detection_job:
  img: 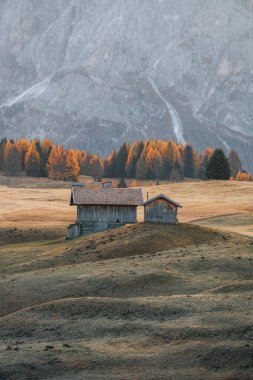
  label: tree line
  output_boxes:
[104,140,251,181]
[0,137,251,182]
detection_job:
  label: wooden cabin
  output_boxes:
[67,187,143,239]
[143,194,182,224]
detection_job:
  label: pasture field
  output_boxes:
[0,176,252,379]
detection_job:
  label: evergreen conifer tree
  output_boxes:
[117,177,127,188]
[136,155,147,180]
[104,150,116,178]
[0,138,7,170]
[173,160,184,180]
[80,152,91,176]
[183,144,195,178]
[17,138,28,169]
[3,141,22,175]
[115,143,128,177]
[206,149,231,180]
[90,155,103,181]
[125,141,142,178]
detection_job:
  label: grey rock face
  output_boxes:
[0,0,253,170]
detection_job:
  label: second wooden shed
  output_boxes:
[143,194,182,224]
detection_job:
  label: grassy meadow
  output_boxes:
[0,175,252,379]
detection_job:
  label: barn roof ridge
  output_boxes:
[142,193,182,208]
[71,187,143,206]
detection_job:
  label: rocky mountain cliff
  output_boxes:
[0,0,253,170]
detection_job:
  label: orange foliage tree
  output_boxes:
[17,138,29,169]
[236,171,252,181]
[47,145,67,180]
[66,149,80,182]
[146,146,163,180]
[24,141,41,177]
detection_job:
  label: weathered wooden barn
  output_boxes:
[143,194,182,224]
[67,187,143,239]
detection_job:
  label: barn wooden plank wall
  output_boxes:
[77,205,137,224]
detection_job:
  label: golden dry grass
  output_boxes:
[141,180,253,224]
[0,177,252,238]
[0,175,253,379]
[0,229,252,380]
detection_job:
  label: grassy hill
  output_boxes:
[0,178,253,379]
[0,221,253,380]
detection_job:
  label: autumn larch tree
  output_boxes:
[125,144,137,178]
[236,171,252,181]
[66,149,80,181]
[75,150,85,172]
[41,138,53,155]
[47,145,67,180]
[34,139,45,176]
[206,149,231,180]
[145,147,163,180]
[163,140,179,179]
[177,144,185,160]
[17,138,29,169]
[24,141,41,177]
[3,141,22,175]
[40,139,53,176]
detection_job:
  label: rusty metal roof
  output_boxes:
[142,194,182,208]
[71,187,143,206]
